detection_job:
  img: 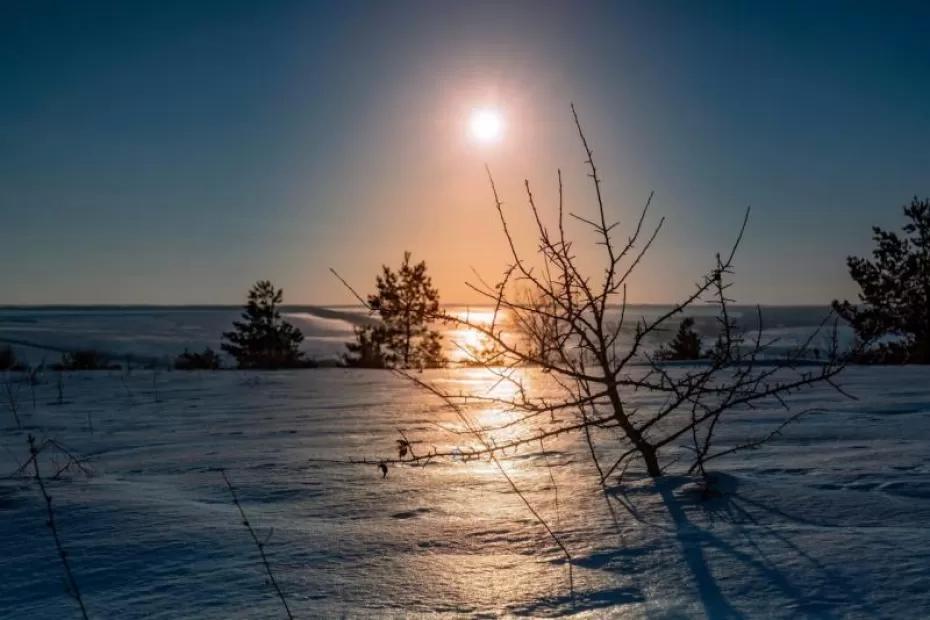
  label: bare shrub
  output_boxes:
[3,374,23,428]
[334,107,849,479]
[25,434,90,619]
[324,107,852,596]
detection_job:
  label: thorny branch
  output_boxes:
[220,469,294,620]
[323,105,856,599]
[27,434,89,620]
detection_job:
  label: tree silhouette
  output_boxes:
[347,253,444,368]
[655,317,703,361]
[833,196,930,363]
[222,281,305,369]
[329,107,847,481]
[0,346,17,371]
[323,109,849,596]
[344,325,391,368]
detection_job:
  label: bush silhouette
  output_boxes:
[54,350,113,371]
[175,347,222,370]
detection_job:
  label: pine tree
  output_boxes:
[346,253,445,368]
[656,317,703,361]
[222,280,305,369]
[833,197,930,363]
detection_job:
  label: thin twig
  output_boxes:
[220,469,294,619]
[27,435,89,619]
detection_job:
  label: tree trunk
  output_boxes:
[638,443,662,477]
[403,319,411,367]
[605,381,662,477]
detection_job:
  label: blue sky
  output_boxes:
[1,1,928,304]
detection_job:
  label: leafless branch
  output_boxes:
[220,469,294,619]
[27,434,89,619]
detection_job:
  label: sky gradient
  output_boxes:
[2,0,928,305]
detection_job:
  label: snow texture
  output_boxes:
[1,308,927,618]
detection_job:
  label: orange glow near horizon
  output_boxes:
[281,77,678,308]
[449,309,501,364]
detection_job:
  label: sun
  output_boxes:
[469,108,504,143]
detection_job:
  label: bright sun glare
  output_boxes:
[469,108,504,143]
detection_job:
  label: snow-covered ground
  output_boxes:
[2,362,929,618]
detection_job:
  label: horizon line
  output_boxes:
[0,302,836,310]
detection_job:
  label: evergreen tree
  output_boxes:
[222,280,305,369]
[346,253,445,368]
[344,325,391,368]
[833,197,930,363]
[656,317,703,361]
